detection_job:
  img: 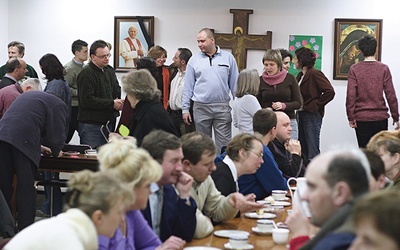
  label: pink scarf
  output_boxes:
[262,70,287,86]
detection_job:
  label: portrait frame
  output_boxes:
[333,18,382,80]
[114,16,154,72]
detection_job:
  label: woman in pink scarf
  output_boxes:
[258,49,302,139]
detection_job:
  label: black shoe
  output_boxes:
[35,209,50,218]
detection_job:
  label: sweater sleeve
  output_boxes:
[315,70,335,109]
[284,74,302,111]
[346,67,357,121]
[290,236,310,250]
[383,67,399,122]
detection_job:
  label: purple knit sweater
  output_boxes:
[346,61,399,122]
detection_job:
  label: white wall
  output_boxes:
[0,0,8,51]
[4,0,400,151]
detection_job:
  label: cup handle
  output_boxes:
[287,177,297,199]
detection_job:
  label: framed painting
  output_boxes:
[114,16,154,72]
[333,18,382,80]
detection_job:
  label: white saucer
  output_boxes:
[272,201,291,206]
[213,230,250,238]
[252,227,272,235]
[244,212,276,219]
[274,197,290,201]
[184,247,222,250]
[85,153,97,157]
[224,242,254,250]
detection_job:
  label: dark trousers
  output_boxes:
[0,141,37,231]
[168,108,195,137]
[355,119,388,148]
[66,106,79,143]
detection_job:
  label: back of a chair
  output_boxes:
[62,144,91,154]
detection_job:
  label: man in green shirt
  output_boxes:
[64,39,88,143]
[0,41,38,80]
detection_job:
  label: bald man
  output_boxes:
[268,111,306,178]
[286,149,371,250]
[119,25,145,68]
[0,58,28,89]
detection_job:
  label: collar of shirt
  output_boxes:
[222,155,238,182]
[4,74,17,82]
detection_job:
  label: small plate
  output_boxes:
[244,212,276,219]
[85,153,97,157]
[213,230,250,238]
[224,242,254,250]
[272,201,291,206]
[252,227,272,235]
[63,151,80,156]
[274,197,290,201]
[184,247,221,250]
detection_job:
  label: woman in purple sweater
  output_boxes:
[346,35,399,148]
[97,138,186,250]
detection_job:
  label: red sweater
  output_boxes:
[346,61,399,122]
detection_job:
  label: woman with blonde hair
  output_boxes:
[367,130,400,189]
[5,170,132,250]
[232,69,262,134]
[97,138,186,250]
[258,49,302,139]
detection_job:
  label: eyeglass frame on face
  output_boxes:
[94,53,112,60]
[249,150,264,159]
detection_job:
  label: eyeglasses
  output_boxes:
[95,53,111,59]
[250,151,264,159]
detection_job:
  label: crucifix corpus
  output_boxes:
[214,9,272,71]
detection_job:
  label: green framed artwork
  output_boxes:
[288,35,323,76]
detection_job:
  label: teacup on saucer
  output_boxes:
[251,226,272,235]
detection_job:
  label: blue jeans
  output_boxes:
[290,118,298,140]
[78,121,115,149]
[298,111,322,163]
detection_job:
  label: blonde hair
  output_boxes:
[98,138,162,188]
[235,69,260,97]
[367,130,400,155]
[226,133,263,161]
[262,49,283,71]
[122,69,161,101]
[66,170,133,216]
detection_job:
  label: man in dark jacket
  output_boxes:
[0,91,68,231]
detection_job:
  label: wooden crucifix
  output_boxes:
[214,9,272,71]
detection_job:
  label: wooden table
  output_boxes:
[185,206,290,250]
[39,154,99,172]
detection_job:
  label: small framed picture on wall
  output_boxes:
[114,16,154,72]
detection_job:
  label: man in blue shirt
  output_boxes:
[238,109,287,200]
[182,28,239,153]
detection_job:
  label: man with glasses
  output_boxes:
[77,40,124,149]
[238,109,287,200]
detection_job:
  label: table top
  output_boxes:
[39,153,98,172]
[185,205,290,250]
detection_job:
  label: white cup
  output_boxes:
[229,235,248,248]
[287,177,306,199]
[257,219,274,231]
[287,177,311,217]
[85,149,97,155]
[271,190,287,200]
[272,228,289,244]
